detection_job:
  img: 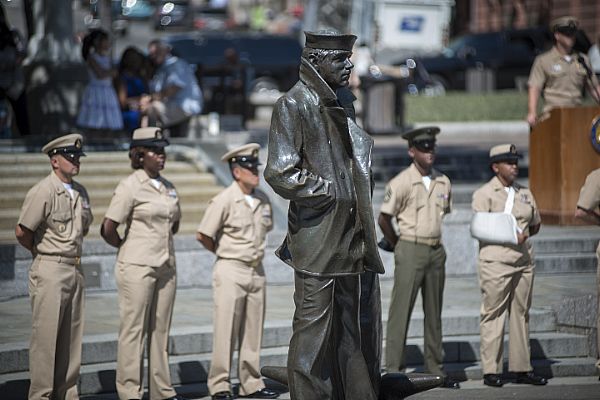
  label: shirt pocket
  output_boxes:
[435,191,450,212]
[229,215,253,233]
[51,211,72,236]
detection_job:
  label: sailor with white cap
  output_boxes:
[472,144,546,387]
[16,133,93,400]
[197,143,277,400]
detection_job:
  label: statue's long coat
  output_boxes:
[265,57,384,276]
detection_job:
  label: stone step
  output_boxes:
[442,357,598,381]
[0,186,224,210]
[0,309,557,375]
[0,161,198,178]
[0,344,593,398]
[0,152,132,165]
[0,346,290,398]
[1,173,218,192]
[403,332,590,365]
[535,253,598,274]
[532,237,600,255]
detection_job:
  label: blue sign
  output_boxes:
[400,16,425,32]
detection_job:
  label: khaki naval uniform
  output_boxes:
[528,46,599,114]
[472,176,541,374]
[105,168,181,400]
[197,182,273,396]
[381,163,451,374]
[575,168,600,374]
[18,169,92,399]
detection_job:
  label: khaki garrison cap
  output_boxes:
[551,16,579,34]
[42,133,86,157]
[221,143,261,168]
[130,127,170,148]
[304,30,357,51]
[401,126,440,151]
[489,144,520,163]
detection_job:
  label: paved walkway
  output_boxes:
[0,271,596,345]
[0,268,591,399]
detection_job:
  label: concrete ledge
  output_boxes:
[0,308,557,375]
[443,357,598,381]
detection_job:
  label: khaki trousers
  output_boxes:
[28,256,85,400]
[115,261,177,400]
[478,260,534,374]
[208,259,266,396]
[385,241,446,375]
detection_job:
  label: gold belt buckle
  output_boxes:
[75,256,81,266]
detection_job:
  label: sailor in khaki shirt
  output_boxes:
[472,144,547,387]
[527,16,600,126]
[197,143,278,400]
[101,128,184,400]
[378,127,457,388]
[574,168,600,378]
[15,133,92,400]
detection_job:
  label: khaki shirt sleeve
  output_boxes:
[577,171,600,211]
[105,180,134,224]
[527,190,541,226]
[76,184,94,235]
[18,184,49,231]
[197,197,227,239]
[528,56,545,89]
[471,188,490,213]
[380,179,407,216]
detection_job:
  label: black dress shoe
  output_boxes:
[441,376,461,389]
[212,391,234,400]
[513,371,548,385]
[483,373,504,387]
[239,387,279,398]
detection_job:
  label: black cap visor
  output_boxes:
[130,138,170,148]
[412,139,436,152]
[48,146,86,158]
[490,154,520,164]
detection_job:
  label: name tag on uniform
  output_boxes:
[519,193,531,204]
[167,189,178,199]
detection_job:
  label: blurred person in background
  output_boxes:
[588,34,600,76]
[115,47,150,133]
[527,17,600,126]
[77,29,124,132]
[142,39,202,130]
[0,5,29,136]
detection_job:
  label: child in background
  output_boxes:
[77,29,123,131]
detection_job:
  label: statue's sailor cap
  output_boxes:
[304,31,357,51]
